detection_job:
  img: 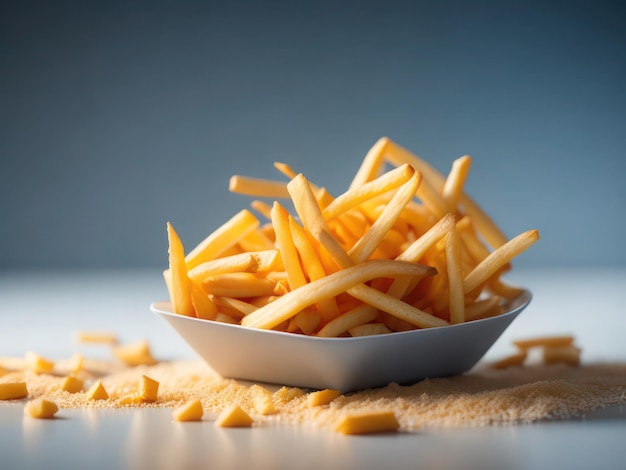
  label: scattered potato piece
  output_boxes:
[543,345,581,366]
[491,351,528,370]
[513,335,574,350]
[0,382,28,400]
[24,351,54,373]
[215,405,254,428]
[61,376,84,394]
[0,366,7,377]
[139,375,160,402]
[113,340,157,366]
[334,410,399,435]
[86,380,109,400]
[173,399,204,422]
[24,398,59,419]
[307,389,342,407]
[75,331,118,344]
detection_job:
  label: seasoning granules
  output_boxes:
[2,352,625,431]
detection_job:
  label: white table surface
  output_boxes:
[1,267,625,470]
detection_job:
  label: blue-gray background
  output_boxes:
[1,0,624,270]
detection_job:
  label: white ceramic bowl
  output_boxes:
[151,290,531,392]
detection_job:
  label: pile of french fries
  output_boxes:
[164,138,539,337]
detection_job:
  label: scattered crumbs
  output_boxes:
[1,355,625,431]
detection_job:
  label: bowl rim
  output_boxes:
[150,288,532,343]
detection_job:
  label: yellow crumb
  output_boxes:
[86,380,109,400]
[0,382,28,400]
[173,399,203,422]
[24,398,59,419]
[307,389,342,407]
[139,375,159,402]
[61,376,84,394]
[215,405,253,428]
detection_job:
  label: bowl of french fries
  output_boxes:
[152,137,538,392]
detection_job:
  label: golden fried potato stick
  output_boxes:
[487,276,526,300]
[442,155,472,212]
[384,139,509,250]
[238,229,275,252]
[317,304,379,337]
[187,250,280,283]
[349,322,392,337]
[191,285,218,320]
[202,273,278,298]
[464,296,503,321]
[292,308,321,335]
[228,175,290,199]
[322,163,414,221]
[347,283,448,329]
[271,202,307,291]
[513,335,575,350]
[348,171,421,263]
[250,200,272,219]
[463,229,540,294]
[349,136,389,189]
[241,259,436,330]
[289,217,340,323]
[211,296,259,317]
[166,222,195,317]
[288,172,446,329]
[273,161,298,179]
[185,209,260,270]
[382,214,455,300]
[287,173,355,268]
[445,223,465,324]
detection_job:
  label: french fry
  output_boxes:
[323,163,414,221]
[241,259,436,330]
[463,229,540,294]
[491,351,527,369]
[348,322,392,337]
[384,139,509,249]
[271,202,307,291]
[289,217,340,323]
[191,286,218,320]
[163,137,538,342]
[348,171,421,263]
[211,296,258,317]
[228,175,290,199]
[445,224,465,324]
[185,209,260,270]
[513,335,575,350]
[167,222,194,317]
[187,252,257,283]
[349,136,389,189]
[202,273,278,298]
[273,161,298,179]
[442,155,472,212]
[464,296,503,321]
[250,200,273,219]
[317,304,379,338]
